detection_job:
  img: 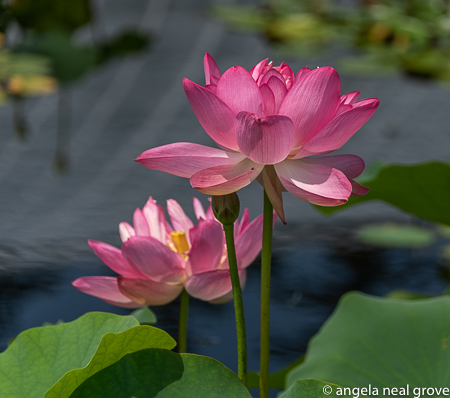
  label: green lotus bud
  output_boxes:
[212,193,240,225]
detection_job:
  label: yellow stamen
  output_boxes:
[170,231,189,255]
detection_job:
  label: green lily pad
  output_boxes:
[280,379,349,398]
[287,292,450,392]
[46,324,175,398]
[68,350,252,398]
[316,162,450,226]
[358,223,435,248]
[0,312,138,398]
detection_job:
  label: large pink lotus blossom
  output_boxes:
[72,196,265,308]
[136,54,379,223]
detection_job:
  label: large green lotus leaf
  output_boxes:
[0,312,139,398]
[287,292,450,392]
[316,162,450,226]
[46,324,175,398]
[68,349,252,398]
[280,379,348,398]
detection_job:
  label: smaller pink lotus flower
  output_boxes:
[136,54,379,223]
[73,196,265,307]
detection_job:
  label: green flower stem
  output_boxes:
[223,223,248,386]
[178,288,190,353]
[260,189,273,398]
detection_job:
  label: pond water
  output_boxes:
[0,223,447,397]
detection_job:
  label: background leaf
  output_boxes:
[316,162,450,226]
[280,379,347,398]
[287,292,450,391]
[69,350,252,398]
[0,312,138,398]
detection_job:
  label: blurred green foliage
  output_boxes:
[214,0,450,82]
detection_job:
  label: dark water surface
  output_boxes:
[0,224,447,397]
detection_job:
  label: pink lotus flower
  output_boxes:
[72,196,265,308]
[136,54,379,223]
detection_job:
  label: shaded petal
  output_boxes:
[188,220,224,274]
[122,236,186,283]
[183,79,239,150]
[204,53,221,85]
[72,277,141,308]
[275,159,353,205]
[261,165,286,224]
[191,158,264,195]
[185,269,246,302]
[167,199,194,235]
[118,277,183,306]
[279,66,340,150]
[119,222,135,243]
[260,68,285,86]
[236,208,250,237]
[236,214,264,269]
[260,84,276,116]
[294,98,379,158]
[193,197,207,220]
[88,240,139,278]
[236,112,294,165]
[351,180,370,196]
[136,143,244,178]
[216,66,264,117]
[133,208,149,236]
[295,66,311,80]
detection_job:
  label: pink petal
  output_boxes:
[300,154,366,179]
[236,208,250,237]
[191,158,264,195]
[204,53,221,85]
[133,208,150,236]
[294,98,379,158]
[183,79,239,150]
[236,112,294,165]
[72,277,141,308]
[188,220,224,274]
[119,222,135,243]
[260,68,285,86]
[88,240,140,278]
[279,66,341,151]
[216,66,264,117]
[209,270,247,304]
[193,197,207,220]
[341,91,360,104]
[121,236,186,283]
[275,159,353,205]
[351,180,370,196]
[260,84,276,116]
[250,58,269,81]
[142,198,167,243]
[260,165,286,224]
[136,143,244,178]
[185,269,246,302]
[295,66,311,80]
[167,199,194,234]
[266,76,288,114]
[236,214,264,269]
[118,277,183,306]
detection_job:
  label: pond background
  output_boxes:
[1,0,450,397]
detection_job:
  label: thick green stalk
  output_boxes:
[260,190,273,398]
[223,223,247,386]
[178,288,190,353]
